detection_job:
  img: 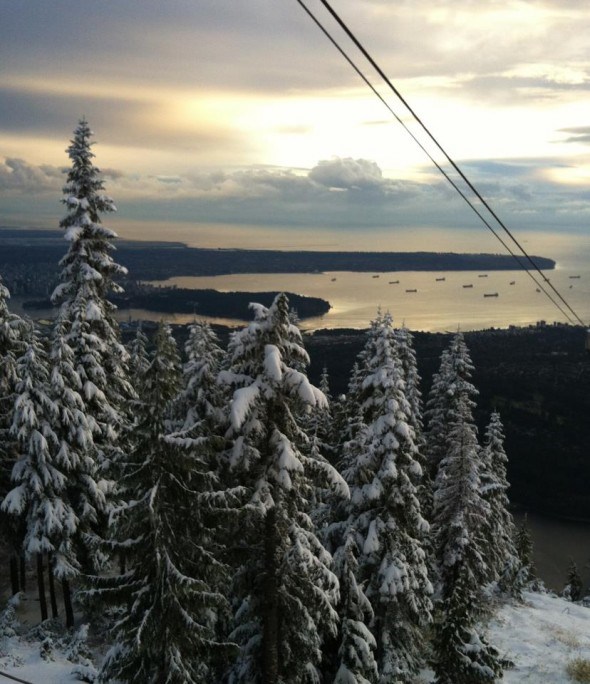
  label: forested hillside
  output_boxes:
[305,324,590,520]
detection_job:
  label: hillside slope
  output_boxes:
[1,592,588,682]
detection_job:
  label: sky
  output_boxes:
[2,0,590,253]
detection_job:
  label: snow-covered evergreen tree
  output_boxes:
[51,118,132,510]
[393,326,423,443]
[1,324,80,622]
[431,395,502,683]
[170,321,225,437]
[333,531,378,684]
[480,411,520,592]
[0,277,25,465]
[394,324,431,515]
[563,559,583,602]
[48,313,112,624]
[306,367,335,461]
[0,276,27,594]
[342,313,432,683]
[127,323,150,397]
[424,332,478,482]
[514,515,537,587]
[301,366,337,531]
[222,293,348,683]
[331,363,365,460]
[94,322,233,683]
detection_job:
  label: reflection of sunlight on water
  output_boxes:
[146,263,590,332]
[12,228,589,332]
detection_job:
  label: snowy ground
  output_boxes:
[1,591,590,683]
[489,591,590,683]
[0,639,85,683]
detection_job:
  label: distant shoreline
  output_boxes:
[0,228,555,281]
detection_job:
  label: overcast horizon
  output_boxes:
[2,1,590,254]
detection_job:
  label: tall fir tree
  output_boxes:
[431,395,502,684]
[170,321,225,437]
[0,276,27,594]
[51,119,132,520]
[222,293,348,684]
[563,559,583,602]
[333,531,378,684]
[514,514,537,588]
[1,324,79,623]
[393,325,424,444]
[127,323,151,397]
[480,411,520,593]
[48,313,111,624]
[95,322,234,683]
[342,313,432,683]
[394,325,430,516]
[424,332,478,482]
[301,366,336,531]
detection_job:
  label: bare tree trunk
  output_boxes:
[262,506,279,684]
[36,553,48,622]
[62,578,74,629]
[47,554,59,619]
[9,554,19,595]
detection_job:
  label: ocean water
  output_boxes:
[9,226,590,332]
[144,265,590,332]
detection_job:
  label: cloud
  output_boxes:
[3,151,575,232]
[558,127,590,145]
[309,158,384,190]
[0,158,63,193]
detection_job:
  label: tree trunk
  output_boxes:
[19,553,26,591]
[9,555,19,596]
[36,553,48,622]
[47,555,59,619]
[262,506,279,684]
[62,578,74,629]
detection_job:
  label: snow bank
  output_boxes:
[488,591,590,684]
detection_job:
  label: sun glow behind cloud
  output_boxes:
[2,0,590,247]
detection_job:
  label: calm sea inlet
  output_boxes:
[143,265,590,332]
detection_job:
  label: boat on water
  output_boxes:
[510,281,515,285]
[462,284,473,288]
[331,278,337,282]
[389,280,400,284]
[435,277,446,281]
[372,275,380,278]
[483,293,499,297]
[569,275,581,279]
[478,274,488,278]
[405,288,418,293]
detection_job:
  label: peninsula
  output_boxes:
[0,228,556,281]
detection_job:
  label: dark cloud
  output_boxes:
[0,85,250,161]
[558,127,590,145]
[0,158,62,193]
[0,0,351,94]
